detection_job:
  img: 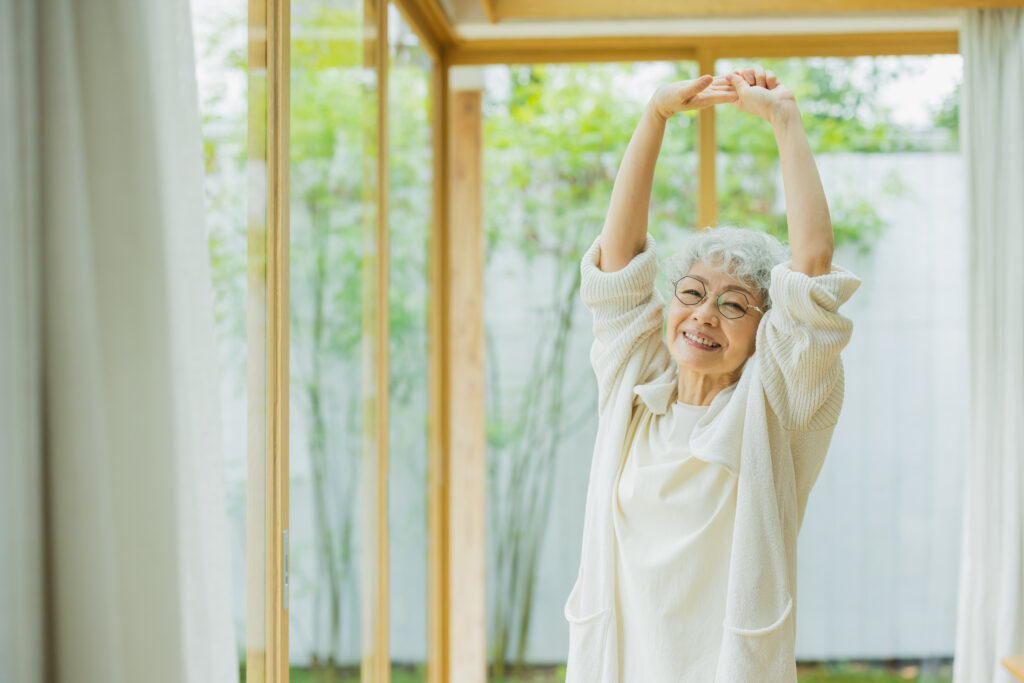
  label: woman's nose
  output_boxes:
[691,296,719,322]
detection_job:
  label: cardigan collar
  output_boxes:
[633,357,752,415]
[632,358,755,476]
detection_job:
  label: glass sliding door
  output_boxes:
[191,0,269,679]
[288,0,383,680]
[387,3,433,682]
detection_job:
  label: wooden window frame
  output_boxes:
[247,0,289,681]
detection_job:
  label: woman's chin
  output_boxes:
[673,349,714,372]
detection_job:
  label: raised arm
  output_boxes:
[728,67,834,277]
[598,74,737,273]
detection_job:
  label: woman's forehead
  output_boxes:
[686,261,754,293]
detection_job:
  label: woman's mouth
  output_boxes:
[682,331,721,350]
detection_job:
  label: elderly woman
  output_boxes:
[563,67,862,682]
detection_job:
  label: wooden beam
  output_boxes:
[428,57,451,683]
[447,84,487,683]
[393,0,459,48]
[492,0,1023,19]
[687,30,960,57]
[393,0,445,60]
[446,30,958,65]
[448,36,698,64]
[480,0,498,23]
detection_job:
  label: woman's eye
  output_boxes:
[723,302,745,313]
[681,289,701,296]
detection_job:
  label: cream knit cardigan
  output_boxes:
[564,233,862,682]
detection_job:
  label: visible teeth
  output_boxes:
[684,331,718,348]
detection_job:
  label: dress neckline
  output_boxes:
[673,399,711,410]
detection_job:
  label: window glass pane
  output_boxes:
[388,4,432,682]
[192,0,259,678]
[482,61,699,681]
[289,1,378,679]
[716,55,963,681]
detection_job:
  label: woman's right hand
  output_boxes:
[727,66,797,124]
[649,74,738,121]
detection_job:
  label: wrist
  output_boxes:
[645,98,671,124]
[769,100,800,127]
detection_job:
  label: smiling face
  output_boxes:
[665,260,764,379]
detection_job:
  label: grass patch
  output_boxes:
[256,659,952,683]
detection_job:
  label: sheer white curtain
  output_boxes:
[0,0,45,680]
[956,9,1024,683]
[0,0,237,682]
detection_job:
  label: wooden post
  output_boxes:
[265,0,291,678]
[361,1,390,682]
[428,57,451,683]
[447,66,487,683]
[697,48,717,230]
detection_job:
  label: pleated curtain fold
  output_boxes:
[0,0,237,681]
[955,9,1024,683]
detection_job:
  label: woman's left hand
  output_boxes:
[727,66,797,124]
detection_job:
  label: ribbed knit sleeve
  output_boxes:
[756,260,862,431]
[579,233,665,411]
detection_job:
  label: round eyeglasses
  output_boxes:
[672,275,765,320]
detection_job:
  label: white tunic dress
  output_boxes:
[613,399,738,682]
[565,233,862,682]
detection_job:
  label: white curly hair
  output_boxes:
[663,225,791,310]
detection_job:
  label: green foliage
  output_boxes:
[486,63,699,256]
[718,57,958,155]
[933,81,960,148]
[711,57,942,251]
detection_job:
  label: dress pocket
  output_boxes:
[715,594,799,683]
[564,576,615,683]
